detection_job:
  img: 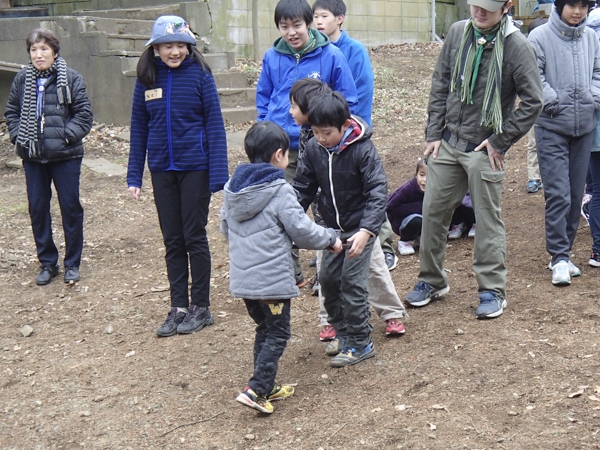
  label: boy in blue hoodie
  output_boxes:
[221,121,342,414]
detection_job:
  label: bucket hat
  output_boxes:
[467,0,507,12]
[146,15,196,47]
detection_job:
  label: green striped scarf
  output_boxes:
[451,16,508,134]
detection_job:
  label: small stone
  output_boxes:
[20,325,33,337]
[80,411,91,417]
[321,374,328,379]
[6,159,23,169]
[456,328,464,335]
[105,324,113,334]
[508,411,518,416]
[245,434,255,440]
[93,396,104,402]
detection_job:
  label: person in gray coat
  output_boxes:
[528,0,600,286]
[220,121,341,414]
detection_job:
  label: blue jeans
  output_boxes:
[244,299,291,397]
[23,159,84,268]
[589,152,600,254]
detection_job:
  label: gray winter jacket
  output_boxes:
[220,163,337,300]
[528,9,600,137]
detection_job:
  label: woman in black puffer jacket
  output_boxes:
[5,28,93,286]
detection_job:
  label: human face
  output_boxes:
[289,99,309,125]
[278,18,311,50]
[312,122,349,149]
[469,2,509,29]
[561,2,588,26]
[29,40,57,71]
[155,42,188,68]
[313,7,343,41]
[270,148,289,170]
[416,167,427,192]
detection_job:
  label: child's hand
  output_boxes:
[329,238,343,253]
[346,230,371,258]
[128,187,141,200]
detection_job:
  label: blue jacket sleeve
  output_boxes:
[328,48,358,114]
[127,80,150,189]
[200,71,229,193]
[256,51,274,121]
[348,46,374,126]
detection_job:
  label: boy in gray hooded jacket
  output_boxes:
[221,121,342,414]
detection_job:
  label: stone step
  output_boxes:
[112,51,234,75]
[222,106,257,125]
[213,72,249,89]
[77,17,154,35]
[73,5,178,20]
[218,87,256,109]
[107,34,148,52]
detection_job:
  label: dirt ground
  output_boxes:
[1,43,600,450]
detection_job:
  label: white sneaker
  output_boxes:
[468,224,476,238]
[547,260,581,277]
[398,240,415,256]
[448,222,465,239]
[551,260,571,285]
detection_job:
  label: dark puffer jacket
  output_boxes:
[5,67,93,162]
[293,116,388,236]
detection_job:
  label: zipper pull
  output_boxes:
[40,115,45,134]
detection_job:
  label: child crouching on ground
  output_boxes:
[293,92,388,367]
[220,121,342,414]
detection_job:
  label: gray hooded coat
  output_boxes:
[220,163,337,300]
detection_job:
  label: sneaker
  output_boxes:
[319,324,336,341]
[547,260,581,277]
[384,252,398,271]
[398,240,415,256]
[405,280,450,307]
[551,260,571,286]
[156,307,187,337]
[236,388,273,414]
[590,251,600,267]
[311,274,320,296]
[330,342,376,368]
[582,200,591,226]
[448,222,466,239]
[176,305,214,334]
[475,291,507,319]
[467,224,476,238]
[325,337,346,356]
[266,384,294,401]
[385,319,406,336]
[64,266,80,283]
[35,265,59,286]
[526,179,543,193]
[295,273,307,288]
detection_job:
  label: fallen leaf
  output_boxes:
[125,350,135,358]
[568,389,584,398]
[432,404,448,411]
[429,423,437,430]
[589,395,600,402]
[150,285,169,292]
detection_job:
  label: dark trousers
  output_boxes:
[451,204,475,228]
[23,159,83,268]
[320,232,375,350]
[151,170,211,308]
[244,299,291,397]
[536,127,592,264]
[589,152,600,253]
[400,216,422,241]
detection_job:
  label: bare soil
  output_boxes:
[1,43,600,449]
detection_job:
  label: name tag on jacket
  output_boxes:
[145,88,163,101]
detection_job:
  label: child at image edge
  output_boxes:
[221,121,342,414]
[293,92,388,367]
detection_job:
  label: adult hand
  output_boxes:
[329,238,343,253]
[424,140,442,159]
[474,139,505,171]
[346,230,371,258]
[128,186,141,200]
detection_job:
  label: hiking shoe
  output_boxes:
[156,307,187,337]
[177,305,214,334]
[325,337,346,356]
[236,388,273,414]
[475,291,507,319]
[319,325,336,341]
[551,260,571,286]
[35,265,59,286]
[582,196,591,226]
[266,384,294,401]
[468,224,476,238]
[385,319,406,336]
[384,252,398,271]
[64,266,80,283]
[398,240,415,256]
[295,273,307,288]
[526,179,543,193]
[590,251,600,267]
[405,281,450,307]
[547,260,580,277]
[330,342,376,368]
[311,274,320,296]
[448,222,465,239]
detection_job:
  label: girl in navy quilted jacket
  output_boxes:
[127,15,229,337]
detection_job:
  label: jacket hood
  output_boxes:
[588,8,600,31]
[319,115,373,153]
[273,28,329,55]
[225,163,287,222]
[549,7,588,40]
